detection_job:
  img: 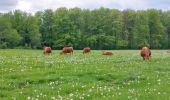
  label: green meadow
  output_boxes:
[0,50,170,100]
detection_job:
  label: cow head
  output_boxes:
[144,54,150,61]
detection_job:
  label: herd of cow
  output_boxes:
[43,46,168,61]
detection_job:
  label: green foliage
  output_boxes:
[40,9,55,47]
[117,40,128,48]
[161,11,170,48]
[133,11,150,48]
[0,8,170,49]
[0,16,21,48]
[122,10,137,49]
[148,9,165,49]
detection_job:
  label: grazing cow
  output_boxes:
[102,51,113,55]
[83,47,91,54]
[43,47,52,54]
[60,47,73,55]
[166,50,170,53]
[140,47,151,60]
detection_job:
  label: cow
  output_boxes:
[140,47,151,60]
[43,47,52,55]
[102,51,113,55]
[60,47,73,55]
[166,50,170,53]
[83,47,91,54]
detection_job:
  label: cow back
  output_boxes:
[44,47,52,54]
[61,47,73,54]
[140,47,151,60]
[102,51,113,55]
[83,48,91,54]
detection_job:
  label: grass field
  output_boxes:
[0,49,170,100]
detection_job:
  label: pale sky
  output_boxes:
[0,0,170,13]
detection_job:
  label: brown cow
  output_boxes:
[140,47,151,60]
[102,51,113,55]
[166,50,170,53]
[83,47,91,54]
[60,47,73,55]
[43,47,52,54]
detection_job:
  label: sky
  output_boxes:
[0,0,170,13]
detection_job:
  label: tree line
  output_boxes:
[0,7,170,49]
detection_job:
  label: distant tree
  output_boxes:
[122,10,136,49]
[160,11,170,49]
[147,9,165,49]
[26,15,41,48]
[40,9,55,47]
[0,16,21,48]
[109,9,124,49]
[133,11,150,48]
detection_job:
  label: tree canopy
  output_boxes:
[0,8,169,49]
